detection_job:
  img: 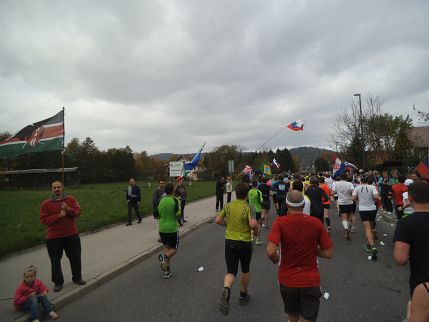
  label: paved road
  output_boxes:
[56,209,410,322]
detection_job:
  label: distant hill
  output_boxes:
[150,153,176,161]
[289,147,335,168]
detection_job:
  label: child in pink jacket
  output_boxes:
[14,265,59,322]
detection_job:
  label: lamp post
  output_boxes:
[354,93,364,171]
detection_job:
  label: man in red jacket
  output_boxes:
[40,181,86,292]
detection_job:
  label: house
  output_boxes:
[408,126,429,159]
[175,155,206,181]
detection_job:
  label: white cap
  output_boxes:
[405,179,414,186]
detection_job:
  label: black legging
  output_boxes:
[216,193,224,210]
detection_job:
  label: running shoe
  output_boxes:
[220,287,230,316]
[351,225,356,233]
[365,244,372,253]
[327,226,332,233]
[163,271,173,279]
[255,239,263,246]
[371,247,378,261]
[158,253,168,272]
[239,293,250,306]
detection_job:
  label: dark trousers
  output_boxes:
[216,193,224,210]
[181,199,186,218]
[277,198,288,216]
[227,192,232,203]
[381,194,393,212]
[46,234,82,285]
[128,202,142,223]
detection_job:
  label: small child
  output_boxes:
[14,265,59,322]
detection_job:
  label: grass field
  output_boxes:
[0,181,216,258]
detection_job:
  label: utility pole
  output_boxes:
[354,93,364,170]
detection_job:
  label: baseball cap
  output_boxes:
[404,179,413,186]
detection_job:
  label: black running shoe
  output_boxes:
[371,247,378,261]
[163,271,173,279]
[220,287,230,316]
[239,293,250,306]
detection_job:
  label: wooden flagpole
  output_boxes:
[61,107,65,186]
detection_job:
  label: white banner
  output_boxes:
[169,161,184,177]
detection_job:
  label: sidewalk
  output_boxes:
[0,195,220,322]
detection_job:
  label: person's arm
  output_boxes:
[14,284,29,308]
[352,188,358,201]
[394,241,410,265]
[317,247,333,259]
[216,207,227,226]
[63,197,81,217]
[40,201,63,225]
[267,241,279,264]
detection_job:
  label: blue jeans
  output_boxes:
[21,295,53,320]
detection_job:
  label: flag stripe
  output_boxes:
[0,124,64,146]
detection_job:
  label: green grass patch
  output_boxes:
[0,181,216,258]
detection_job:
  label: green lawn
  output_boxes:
[0,181,216,258]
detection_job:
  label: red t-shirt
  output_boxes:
[391,183,407,206]
[268,213,333,288]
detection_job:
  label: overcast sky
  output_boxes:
[0,0,428,155]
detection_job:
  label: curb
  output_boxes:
[13,214,217,322]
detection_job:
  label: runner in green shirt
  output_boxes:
[248,180,263,245]
[216,182,259,316]
[157,183,181,279]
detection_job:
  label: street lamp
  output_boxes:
[354,93,364,170]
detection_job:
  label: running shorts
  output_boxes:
[351,201,357,213]
[159,231,179,249]
[359,210,377,222]
[261,197,271,210]
[280,284,322,322]
[224,239,252,276]
[338,204,353,215]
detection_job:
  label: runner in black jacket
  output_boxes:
[305,176,329,223]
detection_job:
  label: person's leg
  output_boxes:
[181,200,186,221]
[220,240,239,316]
[220,193,224,210]
[46,238,64,286]
[133,203,142,222]
[410,283,429,322]
[363,221,374,247]
[38,295,54,314]
[127,202,133,224]
[63,235,83,282]
[216,194,220,210]
[324,207,331,230]
[287,313,300,322]
[227,192,231,203]
[22,296,40,321]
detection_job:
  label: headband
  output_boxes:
[286,195,305,207]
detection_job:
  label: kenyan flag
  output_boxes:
[0,110,64,159]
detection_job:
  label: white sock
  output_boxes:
[342,220,349,230]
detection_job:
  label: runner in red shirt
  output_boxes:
[391,175,408,219]
[267,190,333,322]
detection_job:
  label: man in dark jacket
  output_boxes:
[126,178,142,226]
[305,176,329,223]
[152,178,166,219]
[216,176,226,212]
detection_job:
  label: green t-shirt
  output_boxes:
[248,188,263,213]
[158,196,181,233]
[219,199,252,242]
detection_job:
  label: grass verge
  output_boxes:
[0,181,216,258]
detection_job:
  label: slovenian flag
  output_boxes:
[287,119,304,131]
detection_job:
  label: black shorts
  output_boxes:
[351,202,356,213]
[280,284,322,322]
[323,204,330,209]
[359,210,377,222]
[339,204,353,215]
[261,197,271,210]
[255,212,261,221]
[159,231,179,249]
[225,239,252,276]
